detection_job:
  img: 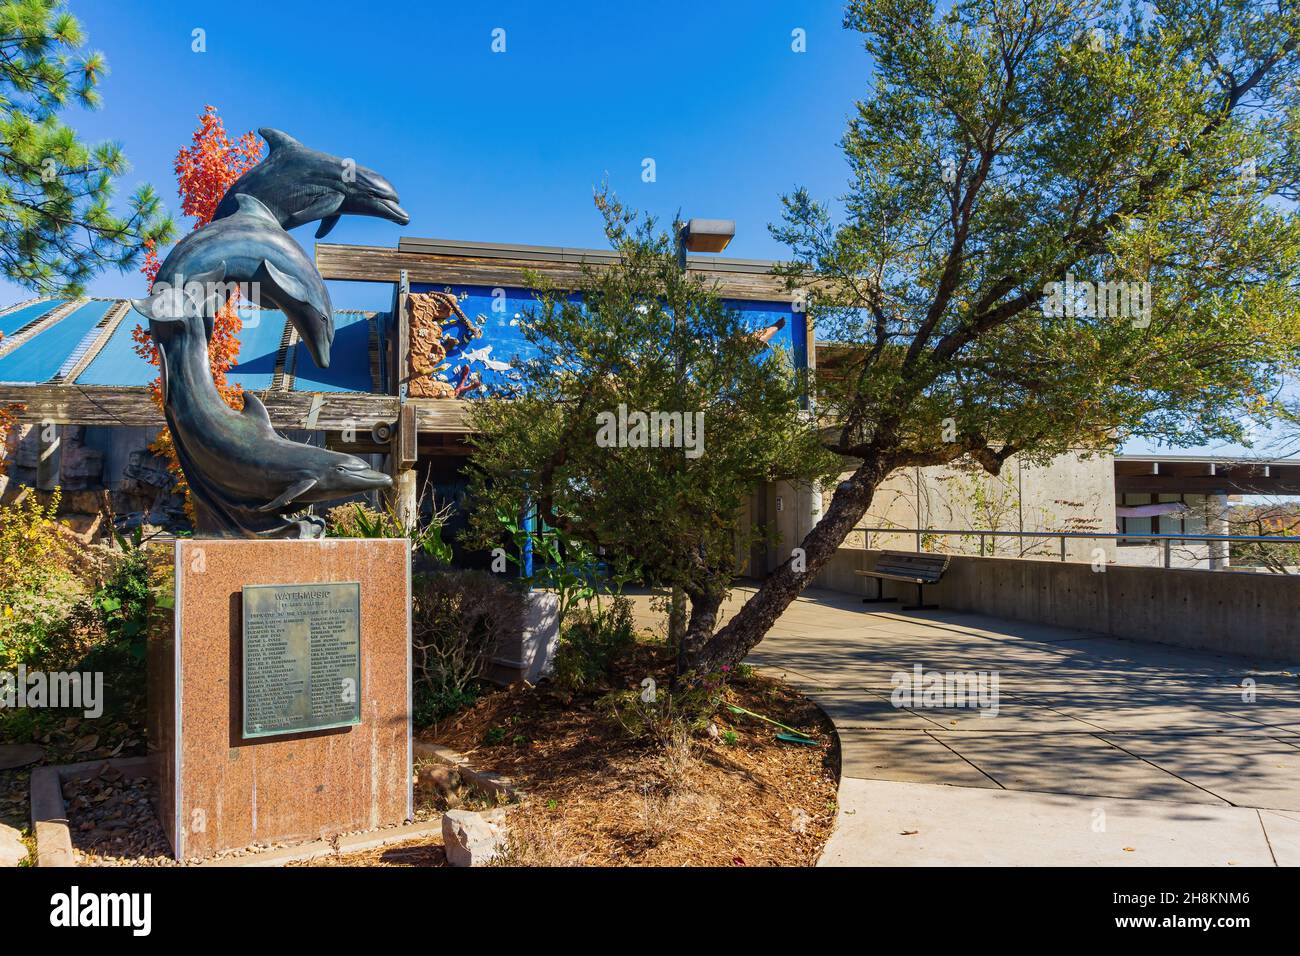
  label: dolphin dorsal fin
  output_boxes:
[233,194,279,223]
[259,128,301,153]
[241,391,274,429]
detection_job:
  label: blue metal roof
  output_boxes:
[76,304,156,387]
[224,307,288,391]
[0,298,62,339]
[0,297,385,393]
[0,300,115,384]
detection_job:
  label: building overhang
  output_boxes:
[316,238,798,301]
[1114,454,1300,495]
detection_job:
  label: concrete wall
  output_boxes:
[757,479,822,574]
[738,448,1116,577]
[815,547,1300,661]
[831,449,1116,563]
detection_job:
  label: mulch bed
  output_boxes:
[291,837,448,867]
[419,641,841,867]
[4,640,840,868]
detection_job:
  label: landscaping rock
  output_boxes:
[442,808,507,867]
[419,765,463,798]
[0,822,27,867]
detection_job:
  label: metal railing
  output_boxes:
[858,527,1300,569]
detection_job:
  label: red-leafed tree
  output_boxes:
[132,106,264,509]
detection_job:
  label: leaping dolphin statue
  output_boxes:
[134,194,335,368]
[140,293,391,538]
[211,128,410,239]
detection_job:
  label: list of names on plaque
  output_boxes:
[242,582,361,738]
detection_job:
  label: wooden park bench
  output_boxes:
[855,550,950,611]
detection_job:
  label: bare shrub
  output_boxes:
[411,570,525,722]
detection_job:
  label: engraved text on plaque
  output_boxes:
[242,582,361,738]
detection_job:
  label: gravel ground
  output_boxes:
[64,765,175,866]
[61,762,443,866]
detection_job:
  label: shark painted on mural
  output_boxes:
[458,344,513,372]
[211,128,410,239]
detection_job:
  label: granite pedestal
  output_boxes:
[149,538,411,860]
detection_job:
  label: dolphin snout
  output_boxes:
[301,331,331,369]
[292,313,333,369]
[337,461,392,491]
[379,197,409,225]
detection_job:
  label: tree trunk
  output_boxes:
[676,586,725,675]
[668,586,687,658]
[692,457,889,673]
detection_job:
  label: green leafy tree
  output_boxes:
[466,192,838,672]
[692,0,1300,671]
[0,0,173,294]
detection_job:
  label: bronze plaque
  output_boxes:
[242,582,361,738]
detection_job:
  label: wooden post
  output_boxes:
[388,403,418,527]
[384,269,418,526]
[35,420,61,491]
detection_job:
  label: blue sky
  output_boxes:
[0,0,863,310]
[1,0,1289,460]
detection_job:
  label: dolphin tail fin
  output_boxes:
[129,297,160,323]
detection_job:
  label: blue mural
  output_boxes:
[410,282,808,395]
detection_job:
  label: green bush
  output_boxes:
[86,529,153,668]
[551,595,637,693]
[0,491,85,669]
[599,667,731,745]
[413,684,479,726]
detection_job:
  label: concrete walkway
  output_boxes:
[636,586,1300,866]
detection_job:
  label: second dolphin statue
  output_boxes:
[211,128,410,238]
[135,194,336,368]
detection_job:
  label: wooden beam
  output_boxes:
[0,384,477,434]
[394,403,418,468]
[316,242,797,301]
[408,397,475,433]
[396,270,409,397]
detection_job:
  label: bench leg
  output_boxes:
[861,577,897,604]
[901,581,939,612]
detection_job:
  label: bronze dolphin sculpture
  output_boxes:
[133,290,391,538]
[135,194,335,368]
[211,128,410,239]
